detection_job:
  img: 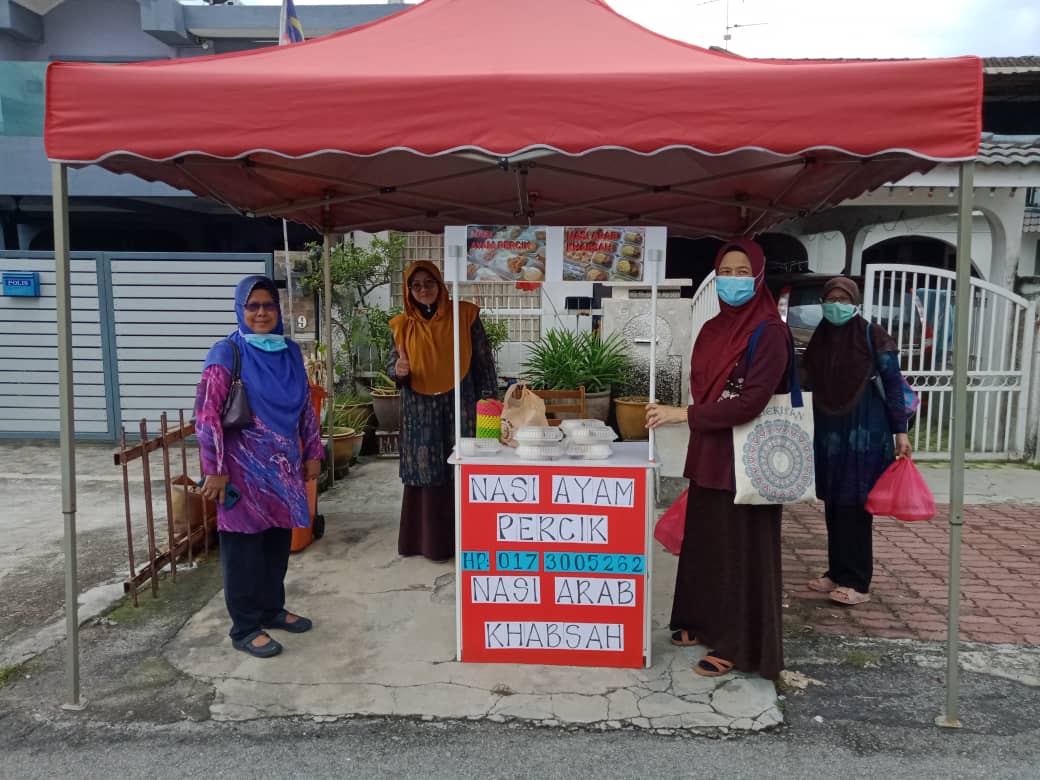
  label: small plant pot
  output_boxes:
[584,388,612,422]
[371,392,401,431]
[615,396,650,441]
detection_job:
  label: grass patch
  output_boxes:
[104,553,222,627]
[0,662,27,688]
[840,649,881,669]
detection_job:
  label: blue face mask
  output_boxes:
[241,332,288,352]
[716,276,756,307]
[821,302,859,326]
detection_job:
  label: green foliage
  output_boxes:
[481,315,511,364]
[521,329,633,393]
[371,370,398,396]
[360,305,402,372]
[300,232,406,391]
[333,404,372,432]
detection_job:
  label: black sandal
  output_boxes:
[232,630,282,658]
[263,610,313,634]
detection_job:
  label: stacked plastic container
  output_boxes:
[515,425,566,460]
[559,419,618,459]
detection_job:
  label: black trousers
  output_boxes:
[219,527,292,642]
[823,503,874,593]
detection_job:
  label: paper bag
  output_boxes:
[499,383,547,446]
[170,474,218,538]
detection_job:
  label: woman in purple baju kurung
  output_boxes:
[195,275,324,658]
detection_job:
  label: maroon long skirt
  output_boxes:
[669,483,785,680]
[399,484,455,561]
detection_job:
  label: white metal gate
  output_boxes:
[863,263,1037,460]
[690,272,719,349]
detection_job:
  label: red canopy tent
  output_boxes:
[43,0,982,722]
[46,0,981,237]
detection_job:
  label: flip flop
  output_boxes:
[670,629,701,647]
[232,630,282,658]
[829,586,870,606]
[263,610,313,634]
[807,575,838,593]
[694,653,735,677]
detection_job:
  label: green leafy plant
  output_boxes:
[334,404,372,432]
[371,370,399,396]
[301,232,406,391]
[521,329,633,393]
[481,315,511,366]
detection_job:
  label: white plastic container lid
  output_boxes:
[458,437,502,456]
[559,418,607,433]
[516,443,565,460]
[567,425,619,443]
[565,442,614,459]
[515,425,565,442]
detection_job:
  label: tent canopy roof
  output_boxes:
[44,0,982,237]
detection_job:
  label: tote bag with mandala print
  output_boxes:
[732,324,816,505]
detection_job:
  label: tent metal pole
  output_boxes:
[323,233,335,485]
[52,162,84,711]
[937,160,974,730]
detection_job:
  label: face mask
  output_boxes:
[821,302,859,326]
[241,332,288,352]
[716,276,756,307]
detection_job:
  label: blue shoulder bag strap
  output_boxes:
[745,321,803,408]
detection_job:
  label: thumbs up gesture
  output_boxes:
[395,342,410,377]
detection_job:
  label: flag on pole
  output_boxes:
[279,0,305,46]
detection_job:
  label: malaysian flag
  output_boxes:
[279,0,305,45]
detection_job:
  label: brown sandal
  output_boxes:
[829,586,870,606]
[670,629,701,647]
[694,653,735,677]
[807,575,838,593]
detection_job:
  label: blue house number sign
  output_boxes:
[2,271,40,297]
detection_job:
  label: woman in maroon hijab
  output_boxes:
[647,239,791,680]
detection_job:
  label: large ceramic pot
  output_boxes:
[331,427,363,467]
[584,388,612,423]
[372,392,401,431]
[614,396,650,441]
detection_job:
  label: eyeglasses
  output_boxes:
[244,302,278,313]
[820,297,853,305]
[409,281,439,292]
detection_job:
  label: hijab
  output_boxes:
[804,276,898,415]
[389,261,479,395]
[203,275,309,437]
[690,239,786,405]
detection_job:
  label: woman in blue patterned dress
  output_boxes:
[196,275,324,658]
[803,277,911,606]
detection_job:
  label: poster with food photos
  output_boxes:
[464,225,547,282]
[562,227,646,283]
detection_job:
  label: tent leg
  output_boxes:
[937,161,974,730]
[323,233,335,484]
[52,163,85,711]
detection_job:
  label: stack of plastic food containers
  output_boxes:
[457,437,503,457]
[515,425,566,460]
[560,419,618,459]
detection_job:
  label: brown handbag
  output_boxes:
[220,339,253,429]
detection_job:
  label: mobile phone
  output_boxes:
[198,476,241,509]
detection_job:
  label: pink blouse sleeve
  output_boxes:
[194,363,230,476]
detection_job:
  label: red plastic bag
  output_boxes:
[865,457,936,521]
[654,488,688,555]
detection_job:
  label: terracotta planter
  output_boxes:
[331,427,363,467]
[614,396,650,441]
[584,388,612,422]
[372,392,401,431]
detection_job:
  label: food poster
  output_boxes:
[459,463,648,668]
[465,225,547,283]
[562,227,646,283]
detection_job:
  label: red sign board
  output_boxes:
[459,463,648,668]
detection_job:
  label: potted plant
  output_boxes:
[333,404,372,464]
[521,329,633,422]
[370,370,401,431]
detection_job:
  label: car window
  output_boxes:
[786,285,823,329]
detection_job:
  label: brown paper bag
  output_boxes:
[170,474,218,538]
[500,382,547,447]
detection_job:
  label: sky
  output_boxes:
[237,0,1038,59]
